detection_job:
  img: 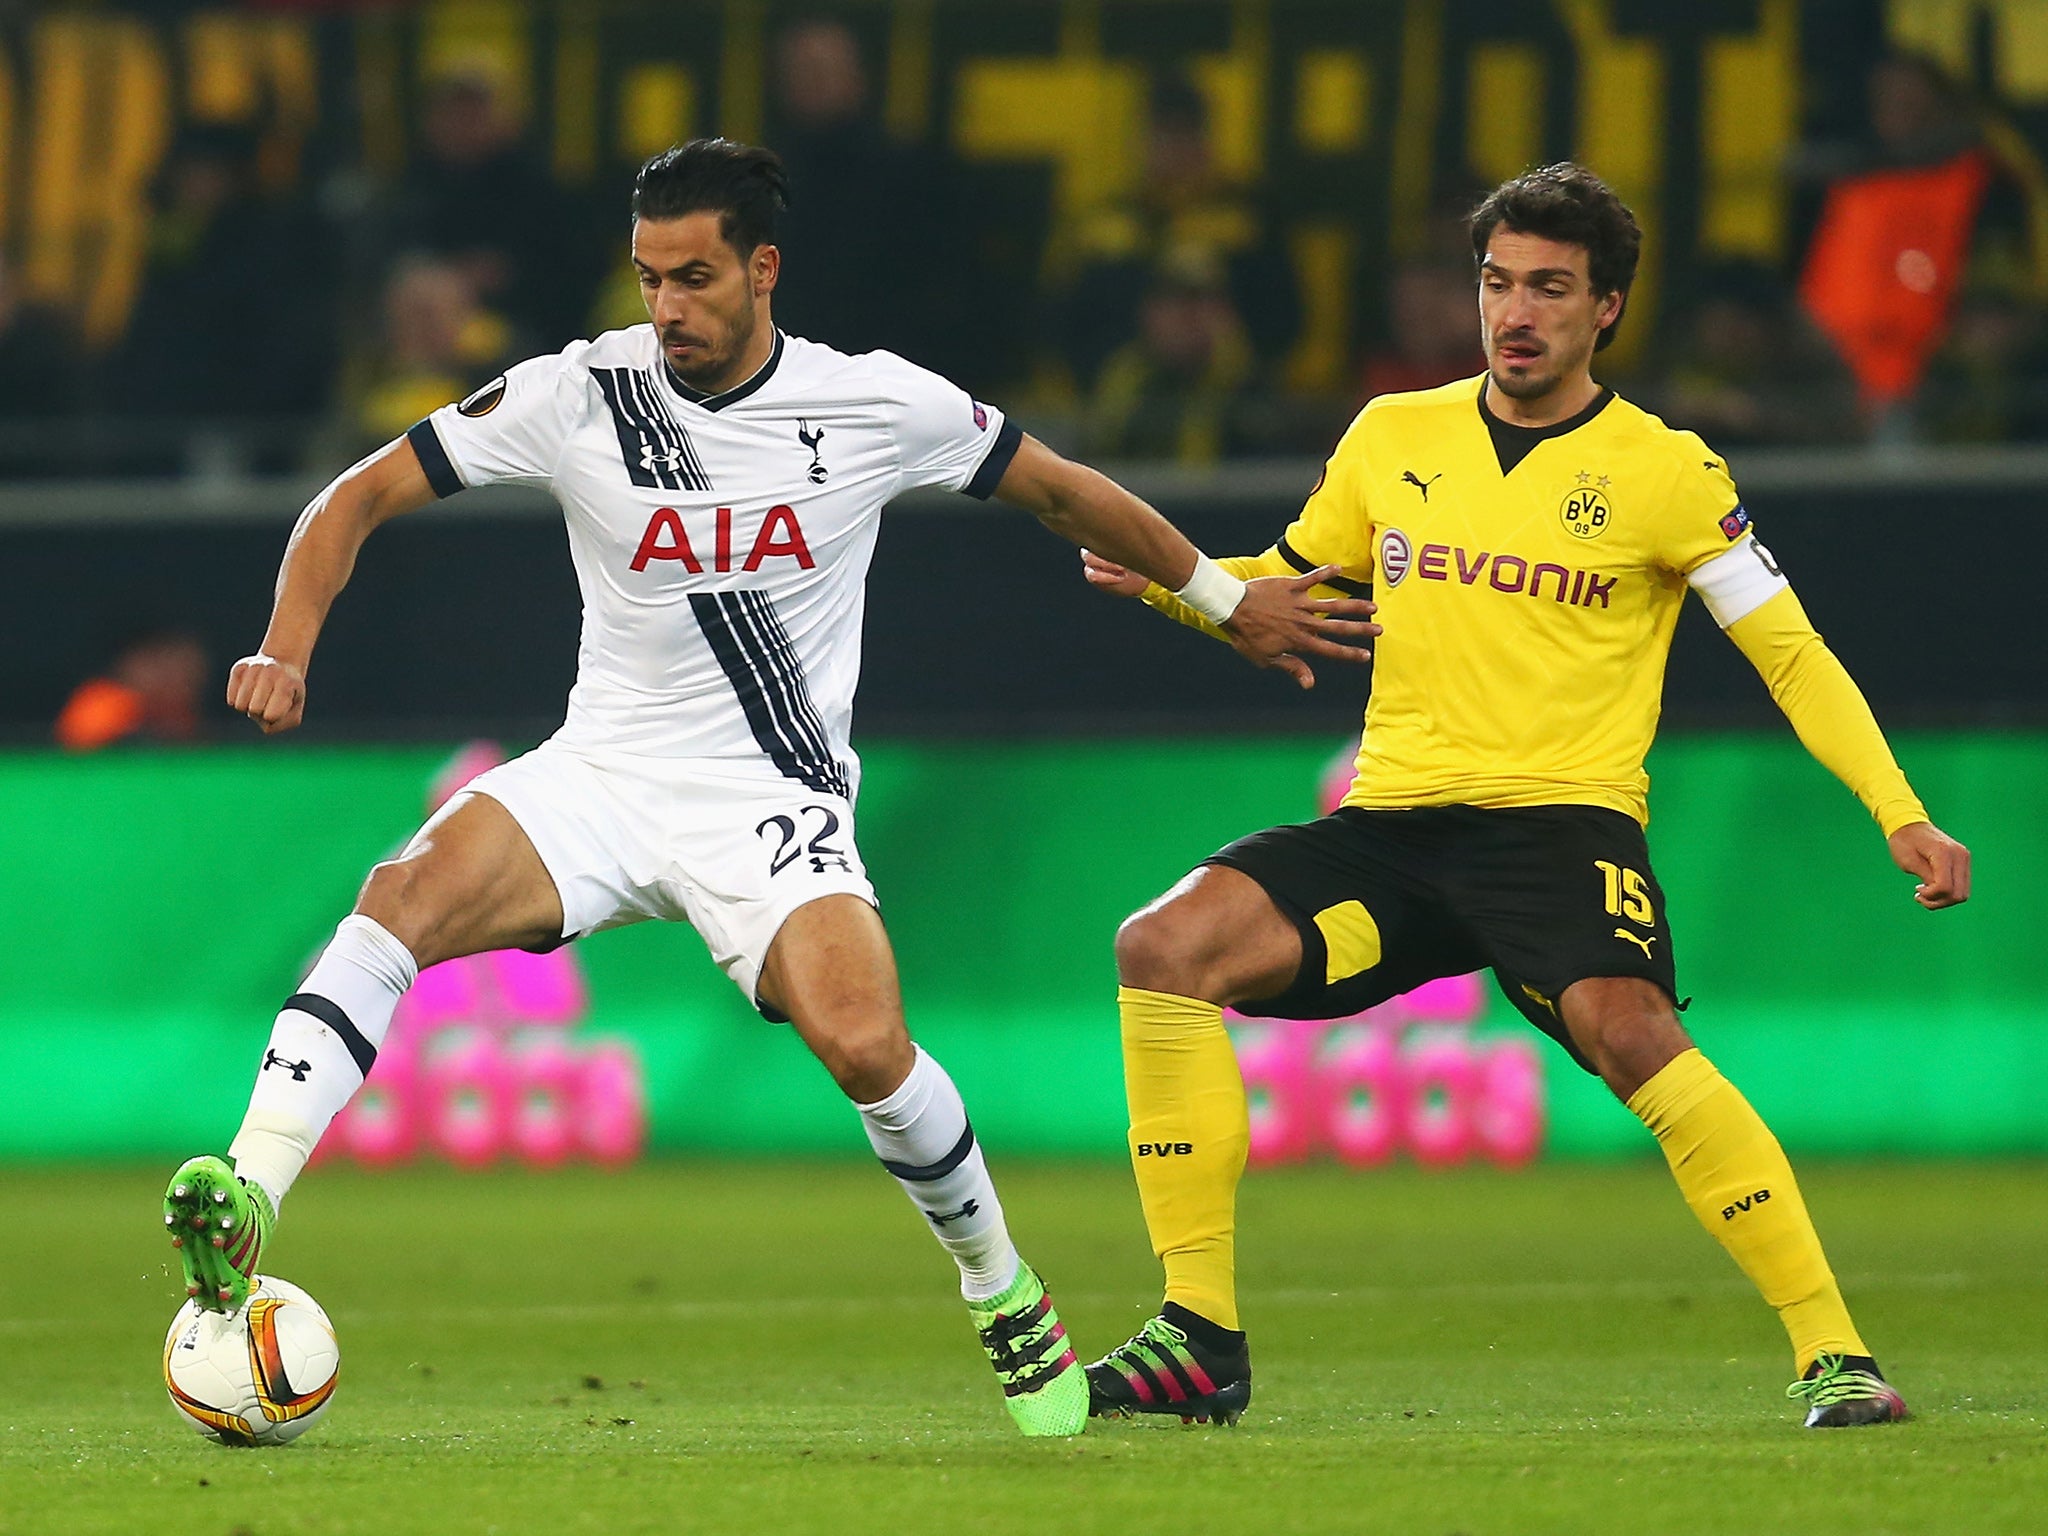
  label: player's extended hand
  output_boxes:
[227,653,308,735]
[1887,820,1971,909]
[1224,566,1380,690]
[1080,549,1151,597]
[1080,553,1381,689]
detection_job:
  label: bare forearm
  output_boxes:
[1018,459,1200,591]
[259,484,378,669]
[256,439,436,669]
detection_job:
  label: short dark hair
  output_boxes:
[1469,163,1642,352]
[632,138,790,255]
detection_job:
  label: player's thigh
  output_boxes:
[1115,863,1304,1004]
[757,893,912,1098]
[356,790,566,968]
[1439,806,1680,1071]
[659,774,876,1015]
[1181,810,1479,1019]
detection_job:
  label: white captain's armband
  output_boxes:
[1688,532,1790,628]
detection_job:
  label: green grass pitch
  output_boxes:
[3,1159,2043,1535]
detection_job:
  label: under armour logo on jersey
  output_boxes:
[592,367,712,491]
[1402,470,1441,502]
[797,420,828,483]
[262,1049,312,1082]
[1613,928,1658,959]
[926,1199,980,1227]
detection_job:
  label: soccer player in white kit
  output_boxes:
[160,139,1377,1437]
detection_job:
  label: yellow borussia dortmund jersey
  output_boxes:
[1290,376,1747,825]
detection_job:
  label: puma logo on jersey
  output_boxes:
[1402,470,1441,501]
[1721,1189,1771,1220]
[1136,1142,1195,1156]
[1613,928,1657,959]
[797,420,828,484]
[630,504,815,573]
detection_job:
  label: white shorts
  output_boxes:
[461,742,876,1011]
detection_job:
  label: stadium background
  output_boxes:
[0,0,2043,1170]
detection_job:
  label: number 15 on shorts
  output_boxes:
[1595,859,1654,926]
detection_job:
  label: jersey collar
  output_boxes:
[1477,379,1615,477]
[662,328,785,411]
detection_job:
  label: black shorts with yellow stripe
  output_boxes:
[1206,804,1677,1073]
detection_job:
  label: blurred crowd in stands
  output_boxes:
[6,21,2048,482]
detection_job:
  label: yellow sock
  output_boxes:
[1118,985,1249,1330]
[1627,1048,1866,1369]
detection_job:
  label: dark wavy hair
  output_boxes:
[632,138,790,255]
[1469,163,1642,351]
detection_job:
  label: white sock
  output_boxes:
[228,915,418,1209]
[857,1046,1022,1301]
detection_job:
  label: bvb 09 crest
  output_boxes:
[1559,484,1612,540]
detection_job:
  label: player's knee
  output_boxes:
[1562,980,1691,1099]
[813,1019,913,1103]
[356,858,411,917]
[354,859,437,955]
[1115,906,1216,996]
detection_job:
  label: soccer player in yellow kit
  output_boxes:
[1077,164,1971,1430]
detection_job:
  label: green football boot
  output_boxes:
[162,1155,275,1312]
[1787,1353,1909,1428]
[967,1264,1089,1437]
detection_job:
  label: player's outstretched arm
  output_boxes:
[227,437,439,735]
[993,433,1378,689]
[1720,587,1971,910]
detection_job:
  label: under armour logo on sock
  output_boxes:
[926,1199,980,1227]
[263,1049,313,1082]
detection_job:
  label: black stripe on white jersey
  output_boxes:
[591,366,712,491]
[725,592,845,790]
[627,367,712,488]
[689,590,850,799]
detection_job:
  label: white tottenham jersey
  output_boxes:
[409,326,1020,788]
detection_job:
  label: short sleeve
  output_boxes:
[867,351,1021,498]
[407,348,579,497]
[1277,405,1377,583]
[1654,432,1750,577]
[1659,431,1791,627]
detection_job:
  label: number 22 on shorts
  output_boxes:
[756,805,853,876]
[1594,859,1654,926]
